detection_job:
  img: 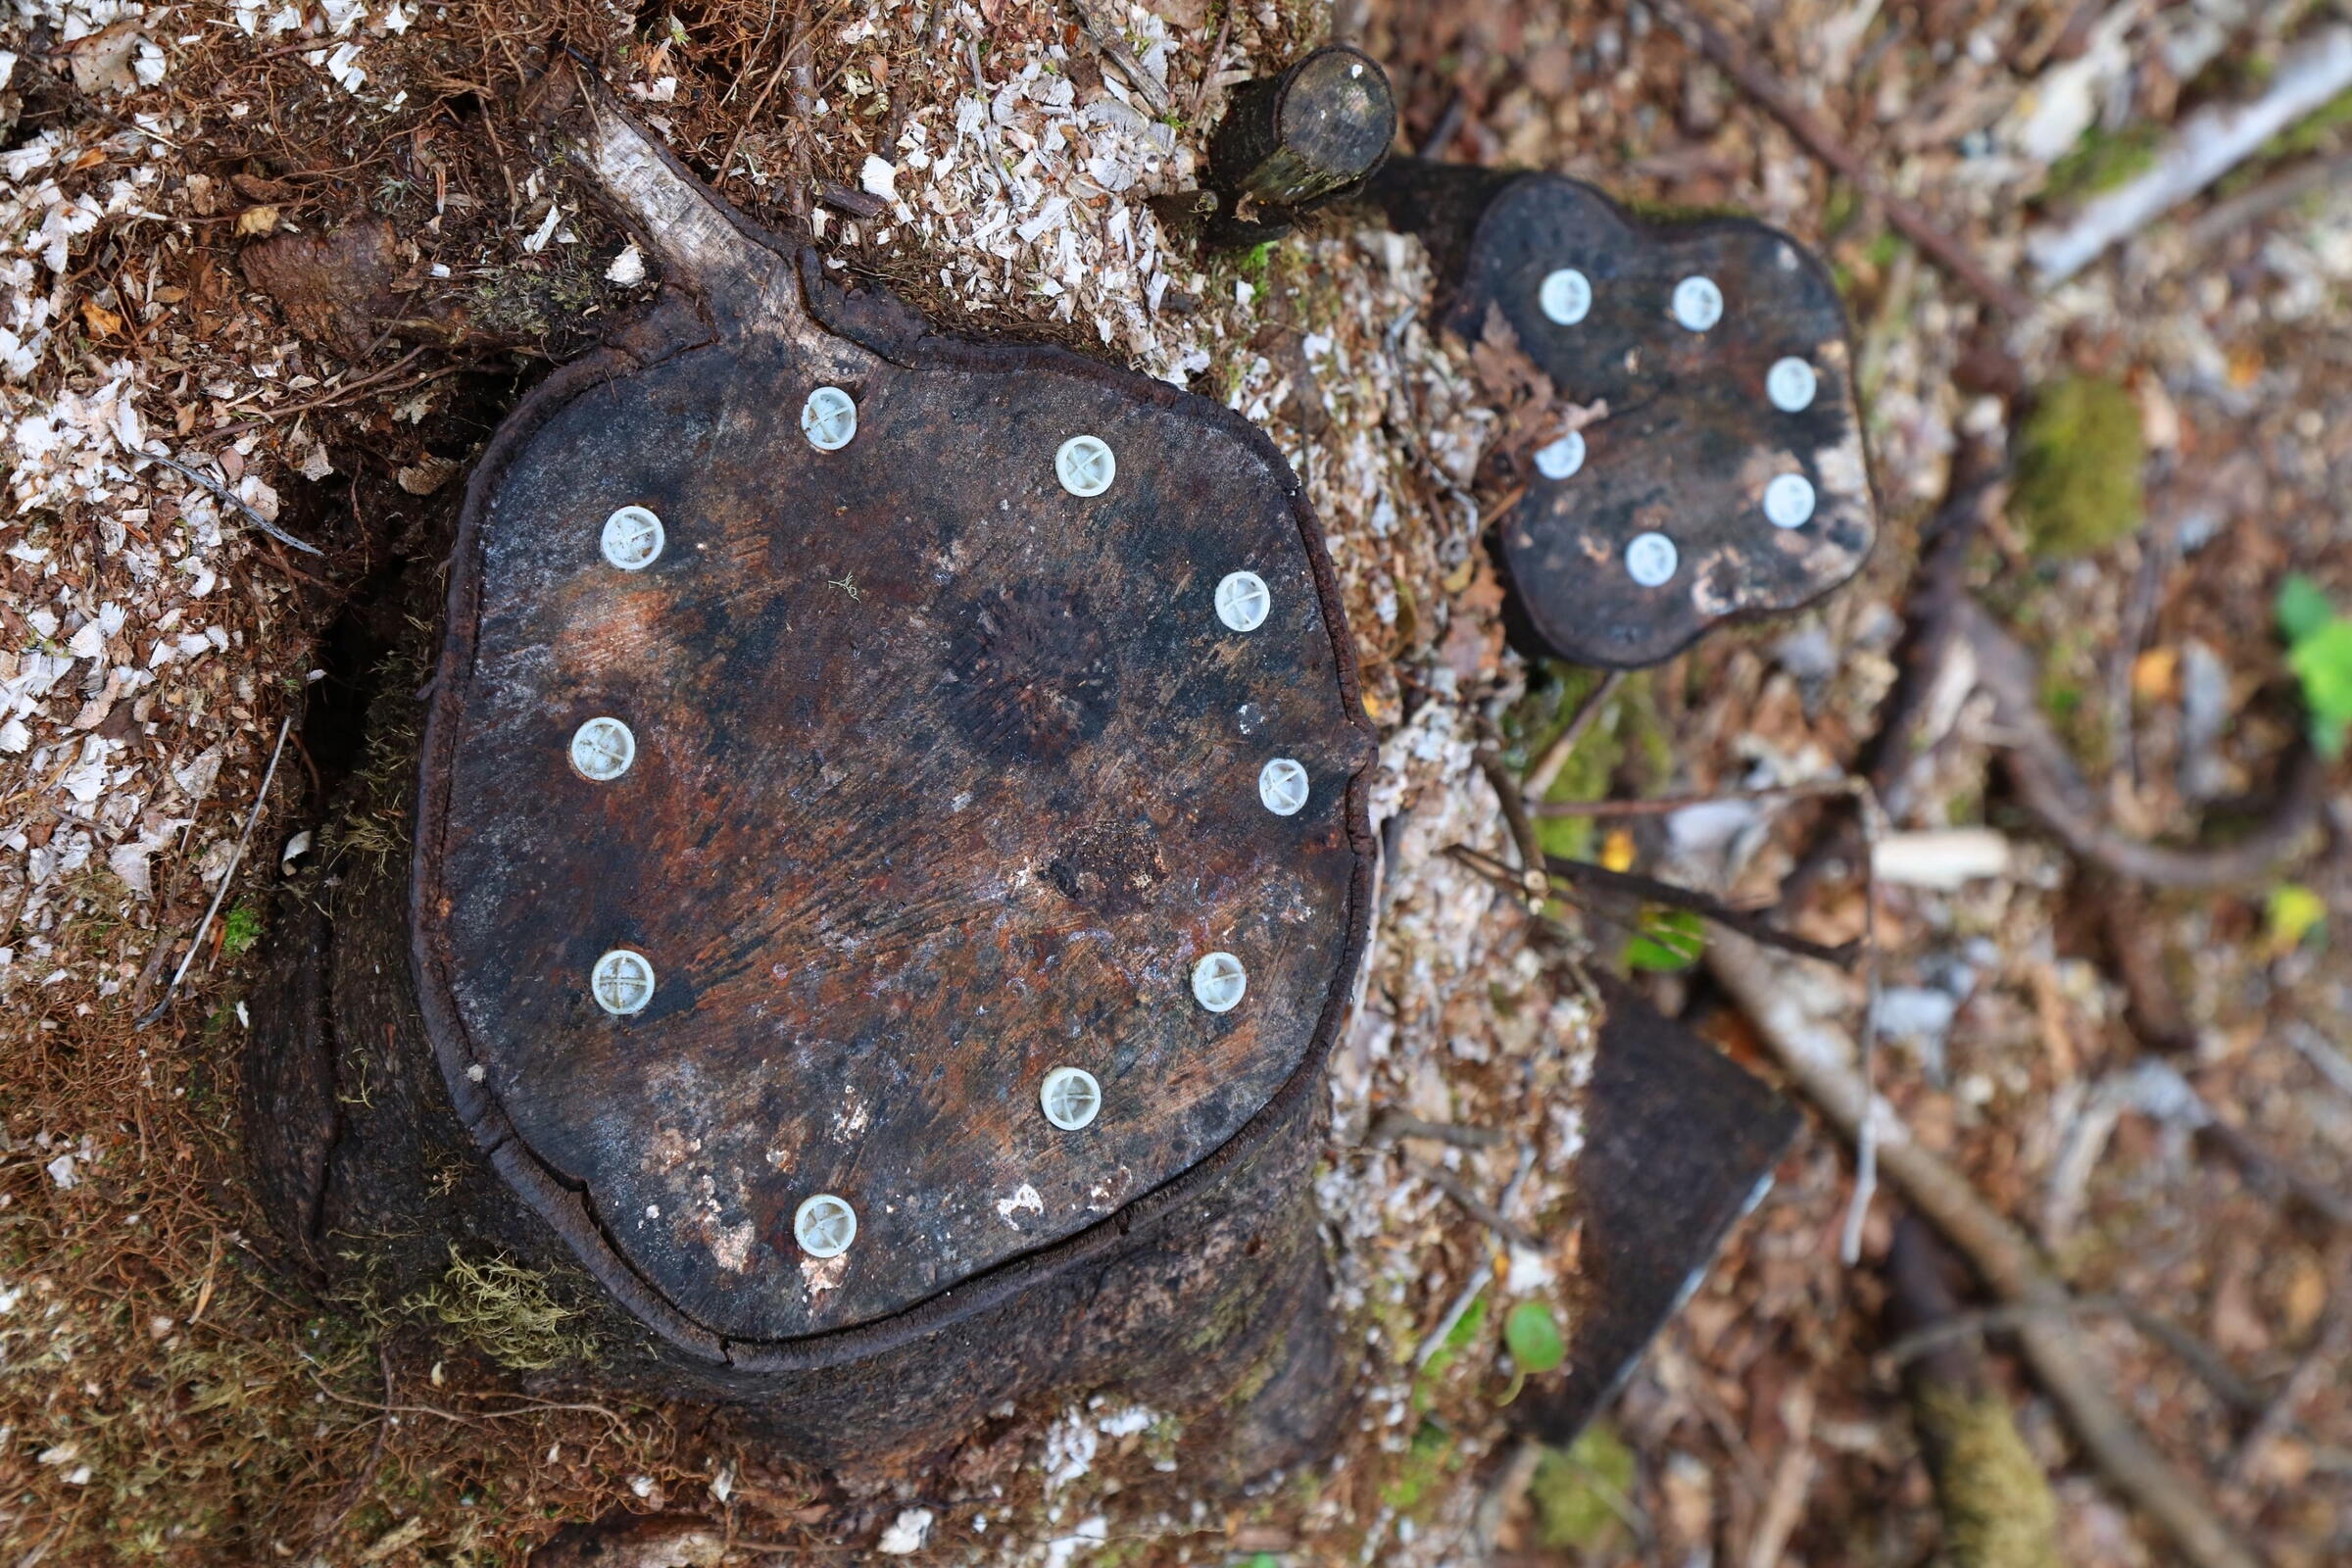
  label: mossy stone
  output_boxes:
[2012,375,2144,558]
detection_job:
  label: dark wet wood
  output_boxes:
[1209,46,1397,212]
[1369,157,1877,668]
[1517,981,1798,1444]
[413,72,1378,1357]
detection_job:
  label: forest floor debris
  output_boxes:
[3,0,2350,1563]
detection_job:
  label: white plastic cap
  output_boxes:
[570,717,635,781]
[602,506,664,570]
[1672,276,1723,331]
[1055,435,1116,497]
[1040,1066,1102,1130]
[1763,472,1817,530]
[1538,268,1592,326]
[1258,757,1309,816]
[1766,358,1817,413]
[1215,570,1270,632]
[591,949,656,1015]
[1625,531,1679,587]
[1534,430,1587,480]
[1192,951,1247,1012]
[794,1194,858,1257]
[802,385,858,450]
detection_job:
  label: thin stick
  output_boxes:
[137,715,294,1028]
[1524,669,1623,801]
[1367,1109,1513,1150]
[1842,781,1886,1265]
[717,22,802,190]
[1532,777,1855,817]
[1410,1161,1538,1249]
[1650,0,2032,318]
[1543,852,1859,969]
[1066,0,1172,117]
[1475,744,1545,903]
[1958,599,2324,890]
[1884,1293,2267,1416]
[1708,932,2265,1568]
[1188,6,1234,123]
[139,451,324,556]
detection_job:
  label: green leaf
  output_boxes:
[2278,573,2337,645]
[1503,1299,1566,1374]
[2266,883,2328,956]
[2287,617,2352,758]
[1624,906,1705,971]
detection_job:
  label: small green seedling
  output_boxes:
[2278,573,2352,758]
[1498,1298,1566,1403]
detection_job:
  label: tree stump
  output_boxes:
[245,65,1377,1478]
[1367,157,1879,668]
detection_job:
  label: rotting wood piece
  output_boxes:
[1368,157,1879,669]
[1513,978,1798,1444]
[248,61,1376,1474]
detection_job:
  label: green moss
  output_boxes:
[220,901,263,956]
[1379,1418,1461,1513]
[1530,1424,1638,1550]
[1916,1385,2063,1568]
[2044,123,2161,202]
[405,1249,597,1371]
[2269,84,2352,159]
[2012,376,2144,558]
[1500,664,1665,862]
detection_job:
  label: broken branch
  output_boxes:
[1708,932,2265,1568]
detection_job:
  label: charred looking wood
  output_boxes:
[1192,45,1396,245]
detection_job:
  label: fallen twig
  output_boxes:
[138,449,324,557]
[1414,1146,1535,1369]
[1958,599,2325,890]
[1524,669,1623,802]
[1367,1109,1513,1150]
[2028,25,2352,283]
[1544,853,1859,969]
[1066,0,1173,117]
[1649,0,2031,318]
[137,715,295,1028]
[1781,437,2002,908]
[716,21,804,190]
[1884,1291,2269,1417]
[2186,149,2352,251]
[1708,931,2266,1568]
[1475,743,1547,905]
[1410,1161,1537,1250]
[1532,777,1854,817]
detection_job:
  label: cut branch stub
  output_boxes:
[1370,157,1878,668]
[411,73,1377,1364]
[1209,45,1397,211]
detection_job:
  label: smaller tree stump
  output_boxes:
[1368,157,1880,668]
